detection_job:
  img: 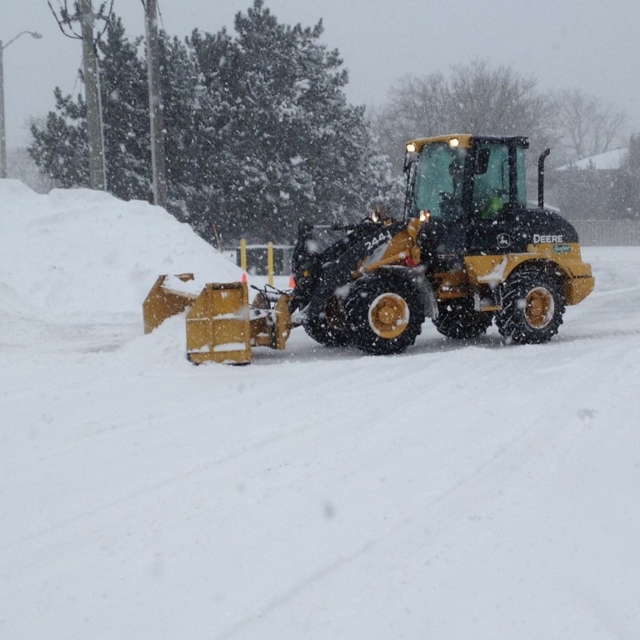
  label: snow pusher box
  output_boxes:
[143,274,292,364]
[143,134,595,364]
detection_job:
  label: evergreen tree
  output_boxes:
[29,16,151,199]
[98,17,150,200]
[181,26,241,237]
[189,0,380,242]
[365,151,405,217]
[29,88,89,187]
[29,2,397,245]
[155,33,205,226]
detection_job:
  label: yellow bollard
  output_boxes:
[267,241,274,286]
[240,238,247,273]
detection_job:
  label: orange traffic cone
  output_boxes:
[288,274,295,289]
[241,272,248,285]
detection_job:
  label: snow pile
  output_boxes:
[0,179,241,322]
[2,178,640,640]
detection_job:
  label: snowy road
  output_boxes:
[1,182,639,639]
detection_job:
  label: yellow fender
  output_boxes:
[464,243,594,306]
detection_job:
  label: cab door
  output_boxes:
[412,141,469,271]
[467,141,527,255]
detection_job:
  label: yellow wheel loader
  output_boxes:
[143,134,595,363]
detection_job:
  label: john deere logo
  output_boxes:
[497,233,511,249]
[553,244,571,254]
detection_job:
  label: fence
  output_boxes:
[572,219,640,246]
[223,242,294,283]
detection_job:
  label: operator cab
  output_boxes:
[404,134,576,270]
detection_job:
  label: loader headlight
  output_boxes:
[371,205,390,223]
[419,209,431,222]
[406,142,417,153]
[449,138,460,148]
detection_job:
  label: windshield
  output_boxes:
[413,143,468,220]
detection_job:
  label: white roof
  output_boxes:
[556,147,628,171]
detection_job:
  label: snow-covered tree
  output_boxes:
[29,88,89,188]
[29,2,397,244]
[98,17,151,200]
[187,0,380,242]
[29,16,150,199]
[372,60,553,172]
[364,152,405,217]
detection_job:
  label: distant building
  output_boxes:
[549,148,629,222]
[555,148,628,172]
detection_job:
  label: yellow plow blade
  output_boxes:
[143,276,293,364]
[143,274,199,334]
[187,282,252,365]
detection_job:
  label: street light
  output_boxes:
[0,30,43,179]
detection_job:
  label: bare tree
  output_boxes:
[372,71,450,164]
[447,60,551,139]
[554,88,627,161]
[371,60,553,170]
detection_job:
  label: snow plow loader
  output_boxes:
[143,134,595,364]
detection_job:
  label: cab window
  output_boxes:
[413,143,467,220]
[472,143,510,219]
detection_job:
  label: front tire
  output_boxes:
[496,268,565,344]
[303,295,350,347]
[345,274,425,355]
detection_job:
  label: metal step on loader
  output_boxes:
[143,133,595,364]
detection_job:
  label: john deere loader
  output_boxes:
[143,134,595,364]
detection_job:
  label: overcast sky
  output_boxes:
[2,0,639,150]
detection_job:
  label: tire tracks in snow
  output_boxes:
[203,337,636,639]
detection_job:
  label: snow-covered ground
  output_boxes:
[1,179,639,640]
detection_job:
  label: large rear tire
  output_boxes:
[496,268,565,344]
[433,298,492,339]
[345,275,425,355]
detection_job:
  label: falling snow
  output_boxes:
[1,179,640,639]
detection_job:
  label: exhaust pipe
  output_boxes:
[538,148,550,209]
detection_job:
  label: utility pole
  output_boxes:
[79,0,106,190]
[0,43,6,179]
[144,0,168,208]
